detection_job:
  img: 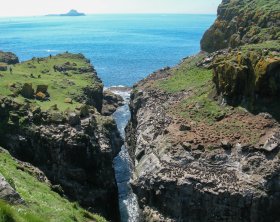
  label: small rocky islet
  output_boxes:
[0,0,279,221]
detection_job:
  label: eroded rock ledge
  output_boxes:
[126,50,280,221]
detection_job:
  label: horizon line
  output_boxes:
[0,12,217,19]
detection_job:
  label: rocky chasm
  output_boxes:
[0,0,279,221]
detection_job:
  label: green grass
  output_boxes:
[177,90,227,124]
[0,149,106,222]
[241,40,280,52]
[0,53,101,111]
[158,54,213,93]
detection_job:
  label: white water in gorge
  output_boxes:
[112,88,140,222]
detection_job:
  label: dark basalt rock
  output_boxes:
[0,51,19,64]
[0,97,123,221]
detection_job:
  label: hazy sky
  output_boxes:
[0,0,221,17]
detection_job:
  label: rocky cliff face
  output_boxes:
[126,54,280,221]
[0,53,123,221]
[211,43,280,115]
[0,51,19,65]
[201,0,280,52]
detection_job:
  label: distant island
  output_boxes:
[46,9,85,17]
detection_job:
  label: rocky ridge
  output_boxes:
[0,52,123,221]
[126,0,280,221]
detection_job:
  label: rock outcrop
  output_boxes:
[0,53,123,221]
[213,47,280,99]
[126,1,280,218]
[201,0,280,52]
[0,51,19,65]
[0,173,23,205]
[126,55,280,221]
[102,90,124,116]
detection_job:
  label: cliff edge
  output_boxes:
[0,52,122,221]
[126,0,280,221]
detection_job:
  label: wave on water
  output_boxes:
[112,87,140,222]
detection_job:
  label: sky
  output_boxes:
[0,0,221,17]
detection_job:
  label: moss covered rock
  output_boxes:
[201,0,280,52]
[212,44,280,103]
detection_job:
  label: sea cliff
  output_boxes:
[126,0,280,221]
[0,52,123,221]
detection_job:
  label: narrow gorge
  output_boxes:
[0,0,279,221]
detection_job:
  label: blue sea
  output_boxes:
[0,14,215,86]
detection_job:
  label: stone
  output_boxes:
[35,92,46,101]
[36,85,48,94]
[77,104,89,117]
[68,112,80,126]
[179,124,191,131]
[64,98,73,104]
[21,83,34,99]
[102,90,124,116]
[0,173,24,204]
[262,132,280,152]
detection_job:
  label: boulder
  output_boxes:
[0,174,24,204]
[0,51,19,64]
[21,83,34,99]
[68,112,81,126]
[36,85,48,94]
[35,92,46,101]
[64,98,73,104]
[102,90,124,116]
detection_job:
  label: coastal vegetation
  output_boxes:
[0,149,106,222]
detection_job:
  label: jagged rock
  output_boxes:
[102,90,124,116]
[51,185,64,196]
[76,104,89,117]
[68,112,81,126]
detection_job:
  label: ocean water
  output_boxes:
[0,14,215,86]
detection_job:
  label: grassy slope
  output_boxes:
[0,53,101,111]
[0,149,106,222]
[158,54,212,93]
[156,51,266,145]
